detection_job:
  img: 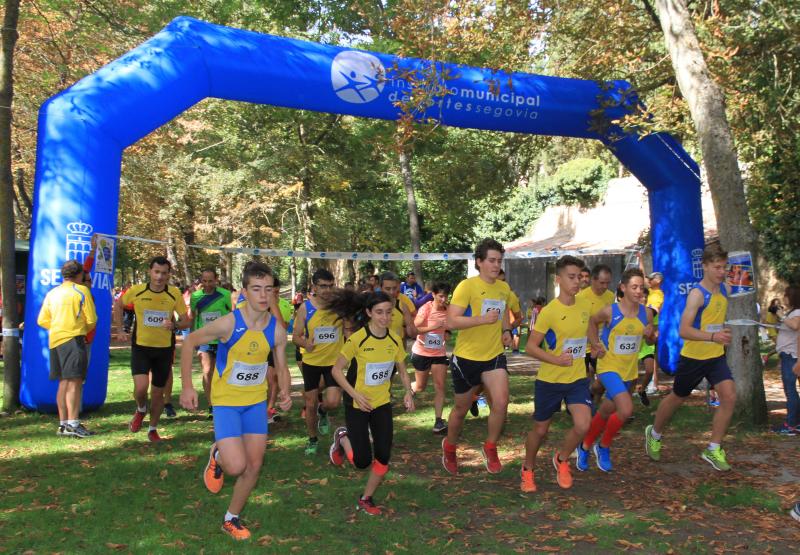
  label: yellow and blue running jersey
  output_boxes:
[681,284,728,360]
[597,304,648,381]
[212,309,276,407]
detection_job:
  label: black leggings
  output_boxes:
[345,403,393,469]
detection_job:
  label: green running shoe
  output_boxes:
[304,439,319,456]
[644,425,662,461]
[317,410,330,435]
[701,447,731,471]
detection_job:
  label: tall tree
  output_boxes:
[0,0,21,411]
[655,0,766,424]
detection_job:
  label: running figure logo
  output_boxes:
[331,51,385,104]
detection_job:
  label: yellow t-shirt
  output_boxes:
[340,326,406,409]
[300,300,344,366]
[211,309,275,407]
[398,293,416,316]
[533,297,591,383]
[597,304,648,381]
[576,287,615,316]
[647,289,664,314]
[680,285,727,360]
[508,291,521,314]
[122,284,187,348]
[390,298,406,338]
[451,276,512,361]
[37,282,97,348]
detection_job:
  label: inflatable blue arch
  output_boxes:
[22,16,704,411]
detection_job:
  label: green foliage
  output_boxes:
[545,157,612,209]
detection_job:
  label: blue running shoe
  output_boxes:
[593,443,612,472]
[576,443,590,472]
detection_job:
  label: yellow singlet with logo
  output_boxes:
[211,309,275,407]
[597,304,648,381]
[301,300,344,366]
[533,297,592,383]
[122,284,187,348]
[451,276,512,361]
[680,284,727,360]
[340,327,406,409]
[390,299,406,339]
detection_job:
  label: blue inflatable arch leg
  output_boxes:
[22,16,702,411]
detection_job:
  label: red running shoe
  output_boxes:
[441,438,458,475]
[481,442,502,474]
[357,496,381,516]
[147,429,162,443]
[129,410,145,433]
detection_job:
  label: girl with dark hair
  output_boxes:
[325,290,415,515]
[774,285,800,434]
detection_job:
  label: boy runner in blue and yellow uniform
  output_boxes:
[326,290,415,516]
[189,268,232,416]
[292,269,344,454]
[115,256,190,442]
[578,268,654,472]
[646,244,735,471]
[577,265,615,404]
[442,238,513,475]
[180,262,292,541]
[523,255,592,492]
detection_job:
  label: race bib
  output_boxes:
[704,324,723,333]
[143,309,169,327]
[314,326,339,344]
[480,299,506,317]
[613,335,641,355]
[364,361,394,386]
[563,337,587,359]
[201,311,221,325]
[227,361,268,387]
[424,332,444,350]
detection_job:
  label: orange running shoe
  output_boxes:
[204,444,224,494]
[552,451,573,489]
[129,410,145,433]
[441,438,458,475]
[221,517,251,540]
[481,442,502,474]
[520,467,537,493]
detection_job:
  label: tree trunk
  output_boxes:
[399,148,423,281]
[0,0,21,412]
[655,0,767,424]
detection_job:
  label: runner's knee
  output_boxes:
[371,460,389,477]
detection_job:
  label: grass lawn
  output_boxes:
[1,341,799,553]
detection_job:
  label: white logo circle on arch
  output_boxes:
[331,51,385,104]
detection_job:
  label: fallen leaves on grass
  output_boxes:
[105,543,127,550]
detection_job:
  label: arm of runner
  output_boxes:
[179,313,233,411]
[588,306,610,358]
[402,304,416,338]
[679,289,731,344]
[643,307,656,344]
[290,303,315,352]
[272,325,293,411]
[446,302,498,330]
[113,293,128,341]
[501,308,513,347]
[396,360,415,412]
[525,329,572,367]
[36,297,51,330]
[783,313,800,331]
[330,354,372,412]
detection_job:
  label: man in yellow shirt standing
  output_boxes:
[37,260,98,438]
[115,256,190,442]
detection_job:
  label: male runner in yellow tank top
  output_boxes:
[180,262,292,540]
[645,244,735,471]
